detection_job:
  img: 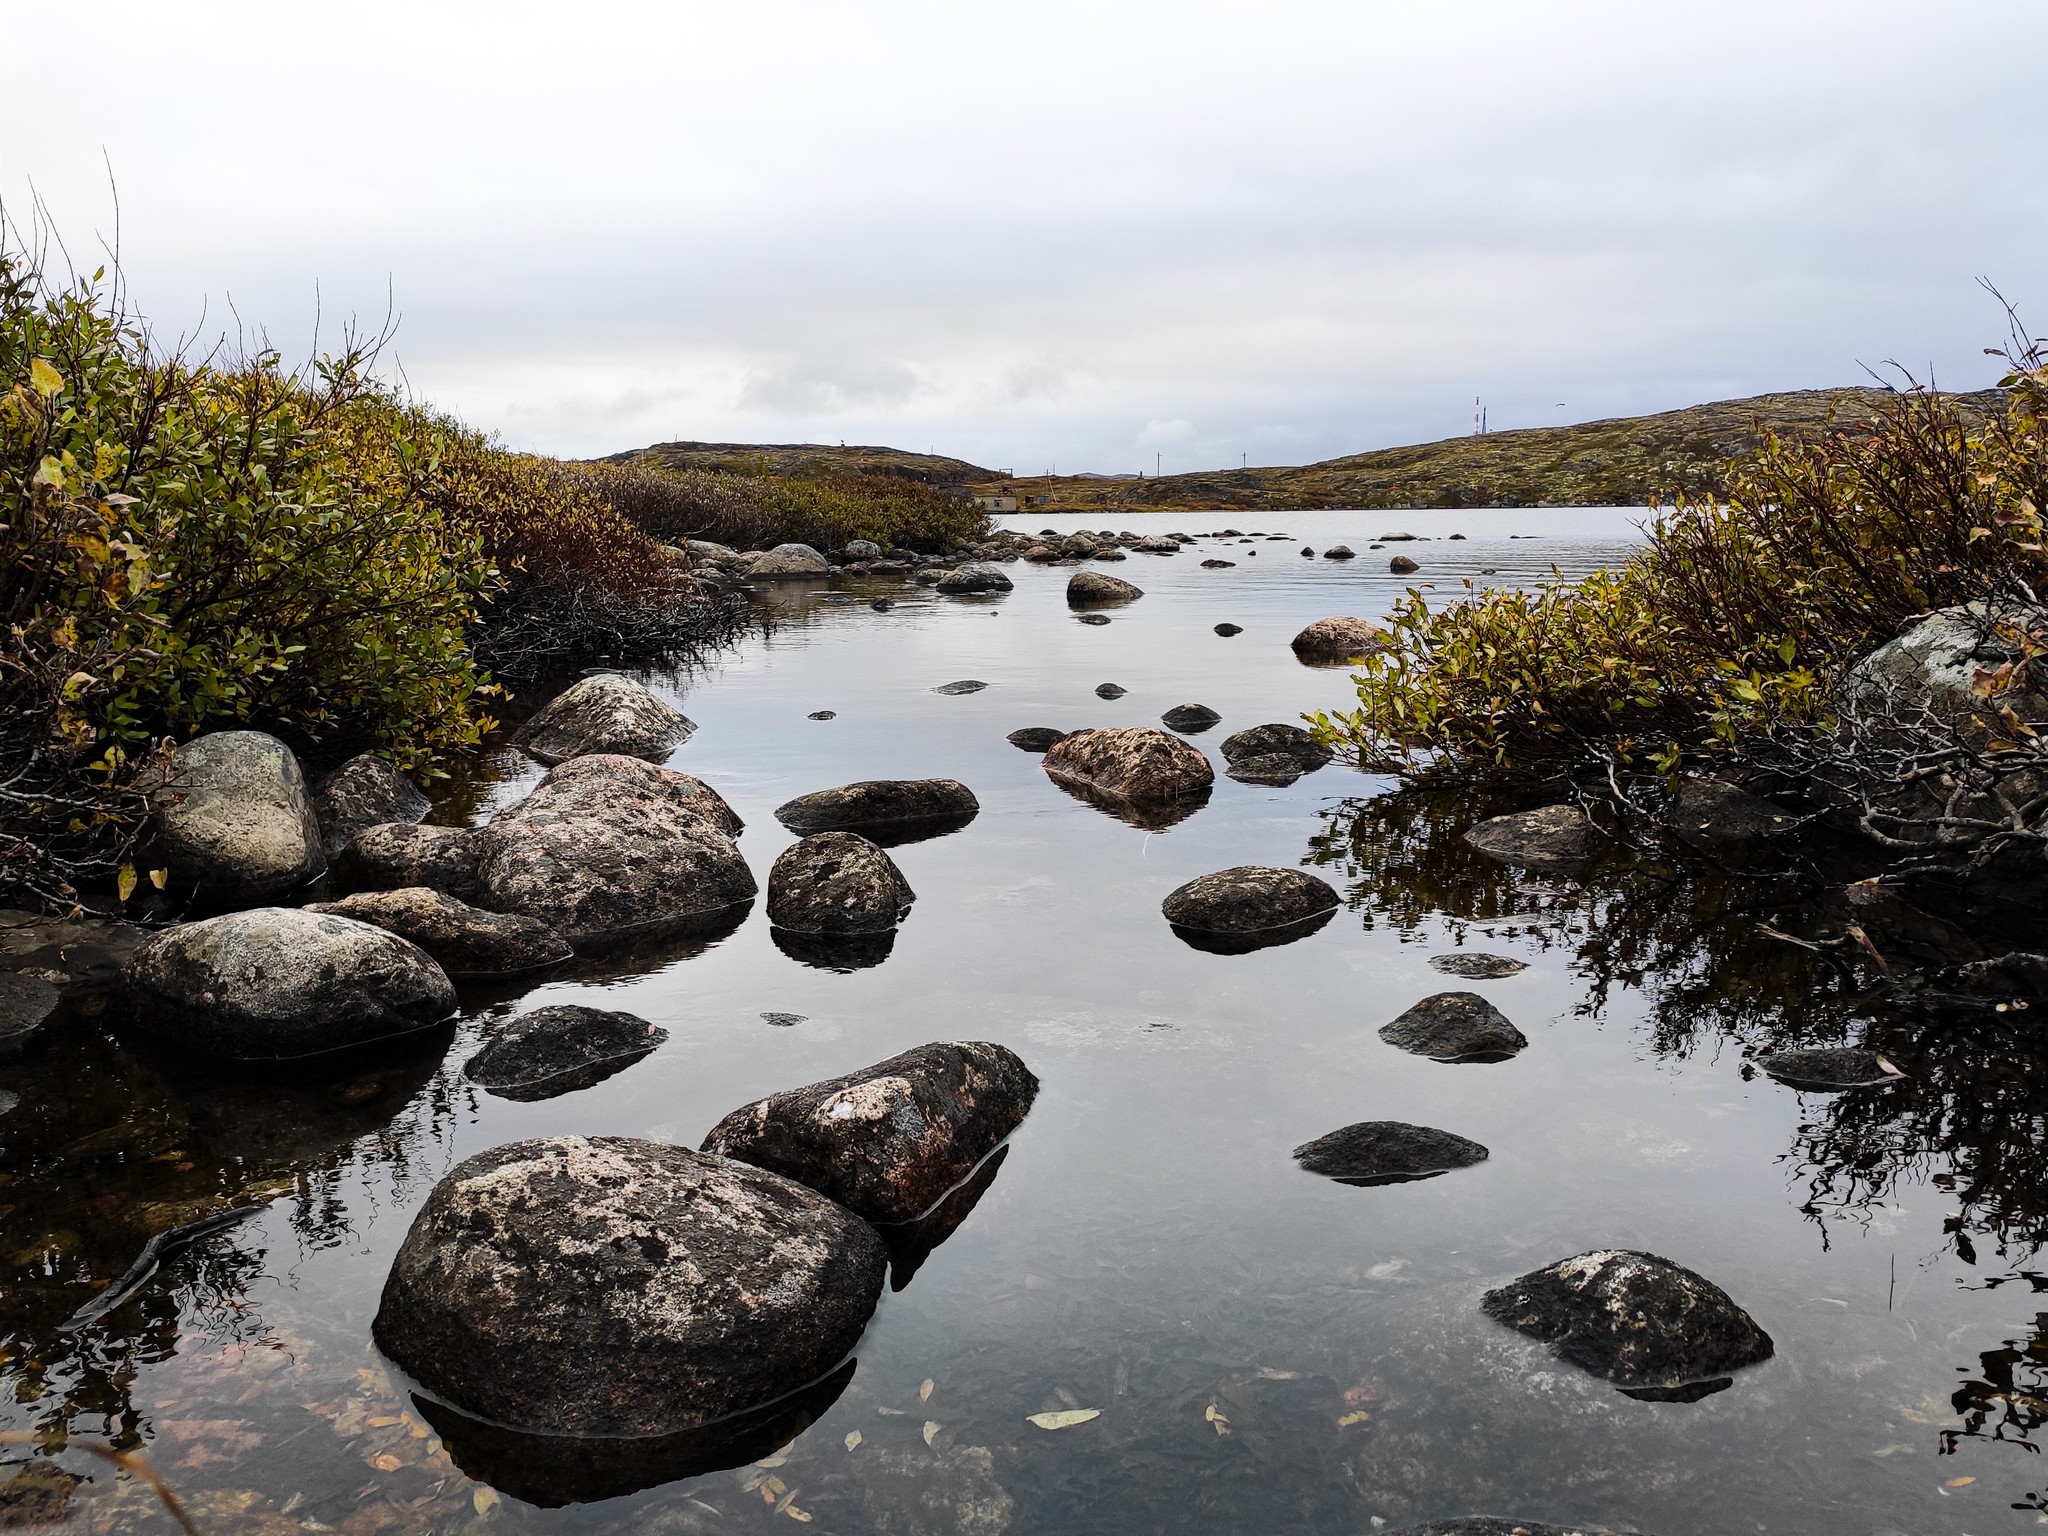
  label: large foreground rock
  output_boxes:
[1291,617,1386,665]
[310,754,429,860]
[304,888,571,978]
[1464,805,1603,872]
[703,1041,1039,1225]
[373,1137,887,1436]
[122,908,455,1060]
[464,1005,667,1101]
[1161,866,1339,953]
[1043,727,1214,804]
[512,675,696,766]
[475,756,754,945]
[767,833,916,934]
[1294,1122,1489,1186]
[774,779,978,842]
[1067,570,1143,606]
[1381,992,1528,1062]
[152,731,325,901]
[935,563,1013,594]
[1481,1250,1774,1391]
[340,822,485,901]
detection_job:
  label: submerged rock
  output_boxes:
[463,1005,667,1100]
[1201,558,1236,569]
[1464,805,1603,872]
[1293,1121,1489,1186]
[152,730,326,901]
[0,972,60,1051]
[304,888,571,979]
[767,832,916,935]
[1380,992,1528,1062]
[1067,570,1144,606]
[1220,723,1332,771]
[1757,1046,1899,1090]
[1664,777,1795,852]
[1077,612,1111,625]
[933,679,988,695]
[1094,682,1128,699]
[871,597,896,612]
[1043,726,1214,805]
[311,754,430,860]
[1429,953,1529,980]
[340,822,485,902]
[122,908,455,1060]
[1480,1249,1774,1391]
[1161,703,1222,733]
[936,563,1013,594]
[1007,727,1069,752]
[855,1443,1016,1536]
[1290,616,1387,665]
[512,675,696,767]
[774,778,979,843]
[703,1040,1038,1224]
[1162,866,1339,946]
[373,1137,887,1437]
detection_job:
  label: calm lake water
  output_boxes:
[7,507,2048,1535]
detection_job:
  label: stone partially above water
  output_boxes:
[1290,616,1387,665]
[933,679,988,695]
[1757,1046,1900,1091]
[1390,554,1420,574]
[935,563,1013,594]
[1161,703,1222,733]
[1214,623,1243,636]
[1380,992,1528,1062]
[304,888,571,979]
[152,730,326,902]
[1221,723,1333,772]
[1094,683,1127,699]
[1161,866,1340,948]
[341,823,484,902]
[1665,777,1796,852]
[511,674,696,766]
[1007,727,1069,753]
[1293,1121,1490,1186]
[749,542,831,577]
[702,1040,1039,1225]
[1480,1249,1775,1391]
[373,1137,888,1437]
[1044,726,1214,808]
[774,778,979,842]
[310,754,430,860]
[0,972,60,1052]
[1067,570,1144,606]
[1464,805,1604,872]
[464,1005,668,1101]
[766,832,916,935]
[1430,953,1529,980]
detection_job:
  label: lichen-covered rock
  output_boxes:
[1429,953,1528,979]
[512,675,696,766]
[1294,1122,1490,1186]
[310,754,430,860]
[1162,866,1339,937]
[1480,1249,1774,1390]
[843,539,884,561]
[1849,602,2048,725]
[703,1041,1039,1225]
[767,833,916,935]
[1042,727,1213,805]
[1067,570,1143,606]
[464,1005,667,1100]
[152,731,326,901]
[1160,703,1222,733]
[1133,535,1180,554]
[1290,616,1387,665]
[372,1137,888,1437]
[305,888,571,979]
[1464,805,1603,872]
[1220,723,1334,771]
[523,754,744,837]
[1756,1046,1899,1090]
[121,908,455,1060]
[340,822,485,901]
[749,542,831,576]
[1380,992,1527,1062]
[936,563,1014,594]
[1006,727,1069,753]
[775,779,978,839]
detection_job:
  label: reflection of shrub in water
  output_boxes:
[1944,1310,2048,1511]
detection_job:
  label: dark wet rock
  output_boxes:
[1380,992,1527,1062]
[1161,703,1222,733]
[809,709,837,720]
[1290,616,1387,665]
[935,563,1013,594]
[310,754,429,860]
[1094,682,1127,699]
[0,1462,82,1525]
[1067,570,1144,606]
[1220,723,1333,771]
[1007,727,1069,752]
[1430,953,1529,979]
[1300,545,1315,556]
[1094,547,1127,561]
[373,1137,887,1439]
[1294,1121,1489,1186]
[1664,777,1795,852]
[463,1005,667,1101]
[1323,545,1356,560]
[1390,555,1420,574]
[703,1040,1038,1224]
[763,1012,807,1026]
[1214,622,1242,636]
[341,822,485,901]
[1162,866,1339,937]
[1464,804,1603,872]
[1226,752,1310,785]
[871,597,897,611]
[1201,558,1236,569]
[1757,1046,1899,1090]
[844,538,884,561]
[879,1144,1008,1289]
[933,679,988,695]
[0,971,60,1050]
[122,907,455,1060]
[1076,612,1111,625]
[305,888,571,979]
[1481,1249,1774,1390]
[152,730,326,901]
[767,833,915,935]
[774,779,979,842]
[475,755,755,947]
[1043,726,1214,805]
[749,542,831,576]
[512,674,696,766]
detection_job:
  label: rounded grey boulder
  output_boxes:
[310,754,430,860]
[511,675,696,766]
[1290,616,1387,665]
[1007,727,1069,753]
[152,730,326,901]
[1294,1122,1490,1186]
[1390,554,1420,574]
[340,822,484,902]
[1043,726,1214,804]
[767,832,915,935]
[843,538,884,561]
[122,908,455,1060]
[1481,1249,1774,1390]
[1221,723,1334,773]
[1380,992,1528,1062]
[935,563,1013,594]
[749,542,831,576]
[304,887,571,979]
[373,1137,888,1436]
[1464,805,1603,871]
[1067,570,1143,606]
[1162,866,1339,937]
[464,1005,667,1101]
[774,779,978,841]
[1161,703,1222,733]
[703,1040,1038,1224]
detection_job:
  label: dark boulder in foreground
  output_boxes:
[1430,952,1529,979]
[464,1005,667,1101]
[1221,723,1333,771]
[1464,805,1603,872]
[1094,682,1128,699]
[373,1137,887,1437]
[703,1040,1038,1225]
[1380,992,1528,1062]
[341,822,485,902]
[123,908,455,1060]
[1290,616,1387,665]
[1294,1121,1490,1187]
[767,832,915,935]
[1481,1249,1774,1391]
[311,754,430,860]
[1007,727,1069,753]
[775,778,978,841]
[1068,570,1144,606]
[152,730,326,902]
[1161,703,1222,733]
[1044,726,1214,805]
[305,888,571,979]
[935,562,1013,594]
[1162,866,1340,951]
[1757,1046,1899,1090]
[512,674,696,766]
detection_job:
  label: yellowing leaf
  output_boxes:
[919,1378,935,1403]
[116,865,138,903]
[366,1416,400,1428]
[843,1431,862,1452]
[1026,1409,1100,1430]
[149,868,169,890]
[1338,1410,1371,1427]
[754,1453,789,1469]
[369,1452,404,1472]
[759,1475,786,1503]
[785,1507,813,1523]
[922,1420,940,1446]
[1946,1476,1976,1487]
[29,357,63,398]
[471,1487,500,1514]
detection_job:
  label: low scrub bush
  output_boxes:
[593,460,990,553]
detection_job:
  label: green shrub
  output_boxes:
[592,461,991,553]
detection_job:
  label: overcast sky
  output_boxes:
[7,1,2045,473]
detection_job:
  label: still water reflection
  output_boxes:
[5,508,2046,1532]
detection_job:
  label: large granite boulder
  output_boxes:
[1481,1250,1774,1392]
[703,1041,1038,1224]
[1464,805,1603,872]
[304,888,570,979]
[1380,992,1528,1062]
[935,563,1013,594]
[511,675,696,766]
[766,833,916,935]
[1848,602,2048,726]
[1161,866,1340,953]
[1290,617,1387,666]
[121,908,455,1060]
[475,756,755,946]
[464,1005,667,1101]
[1067,570,1143,606]
[1042,727,1213,805]
[774,779,978,843]
[152,731,325,901]
[309,755,430,860]
[339,823,485,902]
[373,1137,888,1437]
[1294,1122,1489,1186]
[748,543,831,577]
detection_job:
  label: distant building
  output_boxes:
[974,490,1019,513]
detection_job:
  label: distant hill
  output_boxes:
[603,439,997,487]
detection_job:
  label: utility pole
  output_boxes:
[1156,451,1162,478]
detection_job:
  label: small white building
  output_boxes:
[973,491,1019,513]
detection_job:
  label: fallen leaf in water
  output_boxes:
[366,1416,401,1429]
[759,1475,787,1503]
[773,1487,800,1515]
[877,1407,907,1416]
[369,1454,403,1473]
[471,1487,500,1514]
[1871,1444,1916,1457]
[1205,1404,1231,1437]
[1946,1476,1977,1487]
[922,1421,940,1446]
[1338,1410,1371,1427]
[1810,1298,1849,1307]
[1365,1259,1406,1280]
[1877,1055,1906,1077]
[1256,1367,1299,1380]
[754,1453,789,1469]
[920,1378,935,1403]
[843,1431,862,1452]
[1026,1410,1100,1430]
[785,1508,813,1523]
